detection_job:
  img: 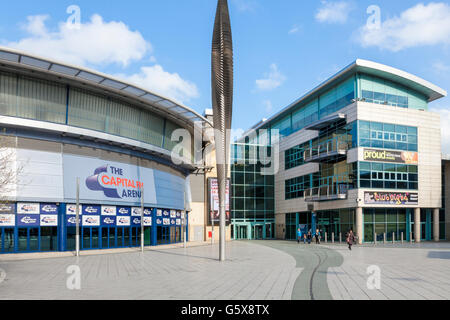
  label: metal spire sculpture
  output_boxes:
[212,0,233,262]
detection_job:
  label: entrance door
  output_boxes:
[254,225,263,240]
[18,228,40,252]
[40,227,58,252]
[0,228,15,253]
[82,228,100,250]
[101,227,117,249]
[130,227,141,247]
[235,225,248,240]
[144,227,152,246]
[157,227,170,245]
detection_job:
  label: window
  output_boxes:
[358,162,418,190]
[285,142,308,170]
[358,121,418,152]
[359,74,428,110]
[285,175,311,200]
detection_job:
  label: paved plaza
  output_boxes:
[0,241,449,300]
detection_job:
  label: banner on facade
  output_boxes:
[0,204,14,214]
[207,178,231,226]
[0,214,15,227]
[17,203,40,215]
[364,192,418,205]
[363,149,418,165]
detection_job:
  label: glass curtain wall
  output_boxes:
[231,140,275,239]
[358,74,428,110]
[0,71,184,152]
[363,209,407,242]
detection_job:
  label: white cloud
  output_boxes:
[316,1,353,24]
[232,0,258,12]
[431,107,450,154]
[289,25,301,34]
[358,2,450,52]
[255,64,286,91]
[116,65,199,104]
[432,61,450,75]
[3,14,200,104]
[5,14,151,67]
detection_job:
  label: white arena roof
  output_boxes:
[0,46,212,128]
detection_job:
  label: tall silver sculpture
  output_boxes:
[212,0,233,262]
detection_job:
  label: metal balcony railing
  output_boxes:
[304,137,350,163]
[304,183,351,202]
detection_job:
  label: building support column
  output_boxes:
[414,208,421,243]
[356,207,363,245]
[433,209,440,242]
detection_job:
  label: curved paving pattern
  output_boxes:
[0,241,301,300]
[325,243,450,300]
[253,241,344,300]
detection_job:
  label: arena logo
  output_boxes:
[41,205,58,213]
[19,204,39,214]
[41,216,57,225]
[20,216,38,224]
[86,165,144,199]
[84,207,99,214]
[103,217,115,225]
[68,217,81,224]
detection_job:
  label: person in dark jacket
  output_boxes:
[346,229,355,251]
[307,231,312,244]
[315,229,321,244]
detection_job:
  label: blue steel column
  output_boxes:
[151,208,157,246]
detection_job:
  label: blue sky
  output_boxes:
[0,0,449,151]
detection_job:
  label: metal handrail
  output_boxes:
[304,136,351,161]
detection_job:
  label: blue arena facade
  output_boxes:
[0,47,211,254]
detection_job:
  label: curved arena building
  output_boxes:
[0,47,219,254]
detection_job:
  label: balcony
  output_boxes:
[304,183,350,202]
[304,113,346,131]
[304,137,350,163]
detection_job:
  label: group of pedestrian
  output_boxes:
[297,228,321,245]
[297,227,356,251]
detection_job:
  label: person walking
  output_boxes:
[297,228,302,244]
[346,229,355,251]
[315,229,321,244]
[307,230,312,245]
[303,233,307,244]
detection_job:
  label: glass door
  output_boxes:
[254,225,263,240]
[18,228,40,252]
[236,225,248,240]
[144,227,152,246]
[0,228,15,253]
[40,227,57,252]
[265,223,273,239]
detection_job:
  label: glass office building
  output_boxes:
[232,59,447,242]
[231,139,275,240]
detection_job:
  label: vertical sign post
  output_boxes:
[183,211,187,248]
[75,177,80,257]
